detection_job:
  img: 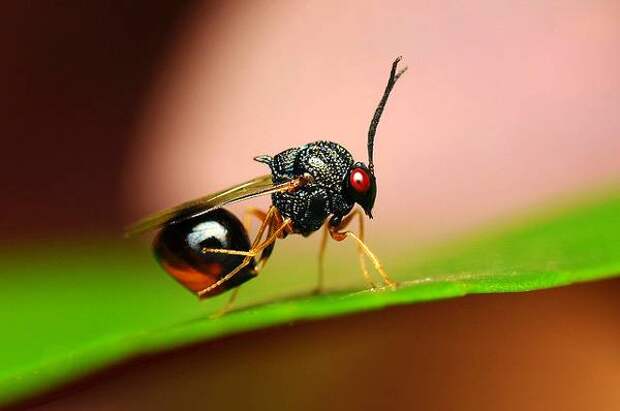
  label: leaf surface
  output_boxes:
[1,191,619,405]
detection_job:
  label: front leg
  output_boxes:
[329,210,397,289]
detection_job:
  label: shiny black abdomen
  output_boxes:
[153,208,256,298]
[256,141,355,235]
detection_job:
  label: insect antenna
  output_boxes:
[367,57,407,174]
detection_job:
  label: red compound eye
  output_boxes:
[349,168,371,193]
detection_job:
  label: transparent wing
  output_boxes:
[125,174,297,237]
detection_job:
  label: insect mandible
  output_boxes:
[126,57,407,313]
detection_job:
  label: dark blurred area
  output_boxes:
[0,2,196,242]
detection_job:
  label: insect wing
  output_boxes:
[126,174,290,237]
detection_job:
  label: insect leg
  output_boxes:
[255,211,278,271]
[202,207,276,257]
[198,216,291,298]
[315,223,329,294]
[329,211,395,289]
[210,288,241,319]
[242,207,268,232]
[199,207,277,317]
[249,217,291,262]
[330,210,376,288]
[344,209,375,288]
[211,211,284,316]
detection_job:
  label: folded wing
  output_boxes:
[125,174,299,237]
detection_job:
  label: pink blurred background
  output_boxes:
[3,1,619,244]
[125,0,620,242]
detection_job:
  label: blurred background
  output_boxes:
[3,0,619,244]
[2,1,620,410]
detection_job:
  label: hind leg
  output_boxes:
[202,217,291,297]
[202,211,291,316]
[243,207,268,232]
[203,207,275,317]
[202,206,276,258]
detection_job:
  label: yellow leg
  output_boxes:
[316,223,329,294]
[210,213,283,317]
[243,207,267,232]
[330,210,376,288]
[198,217,291,298]
[210,288,241,319]
[200,207,278,316]
[347,209,374,288]
[255,213,277,272]
[329,210,396,289]
[202,207,276,256]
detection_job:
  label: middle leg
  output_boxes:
[315,222,329,294]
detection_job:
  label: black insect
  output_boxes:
[126,57,407,312]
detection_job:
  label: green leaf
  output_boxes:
[1,190,620,406]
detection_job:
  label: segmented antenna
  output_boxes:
[367,57,407,174]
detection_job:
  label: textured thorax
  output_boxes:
[256,141,355,235]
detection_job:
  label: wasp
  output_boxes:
[126,57,407,312]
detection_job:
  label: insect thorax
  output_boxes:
[257,141,355,235]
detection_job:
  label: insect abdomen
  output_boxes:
[153,208,256,298]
